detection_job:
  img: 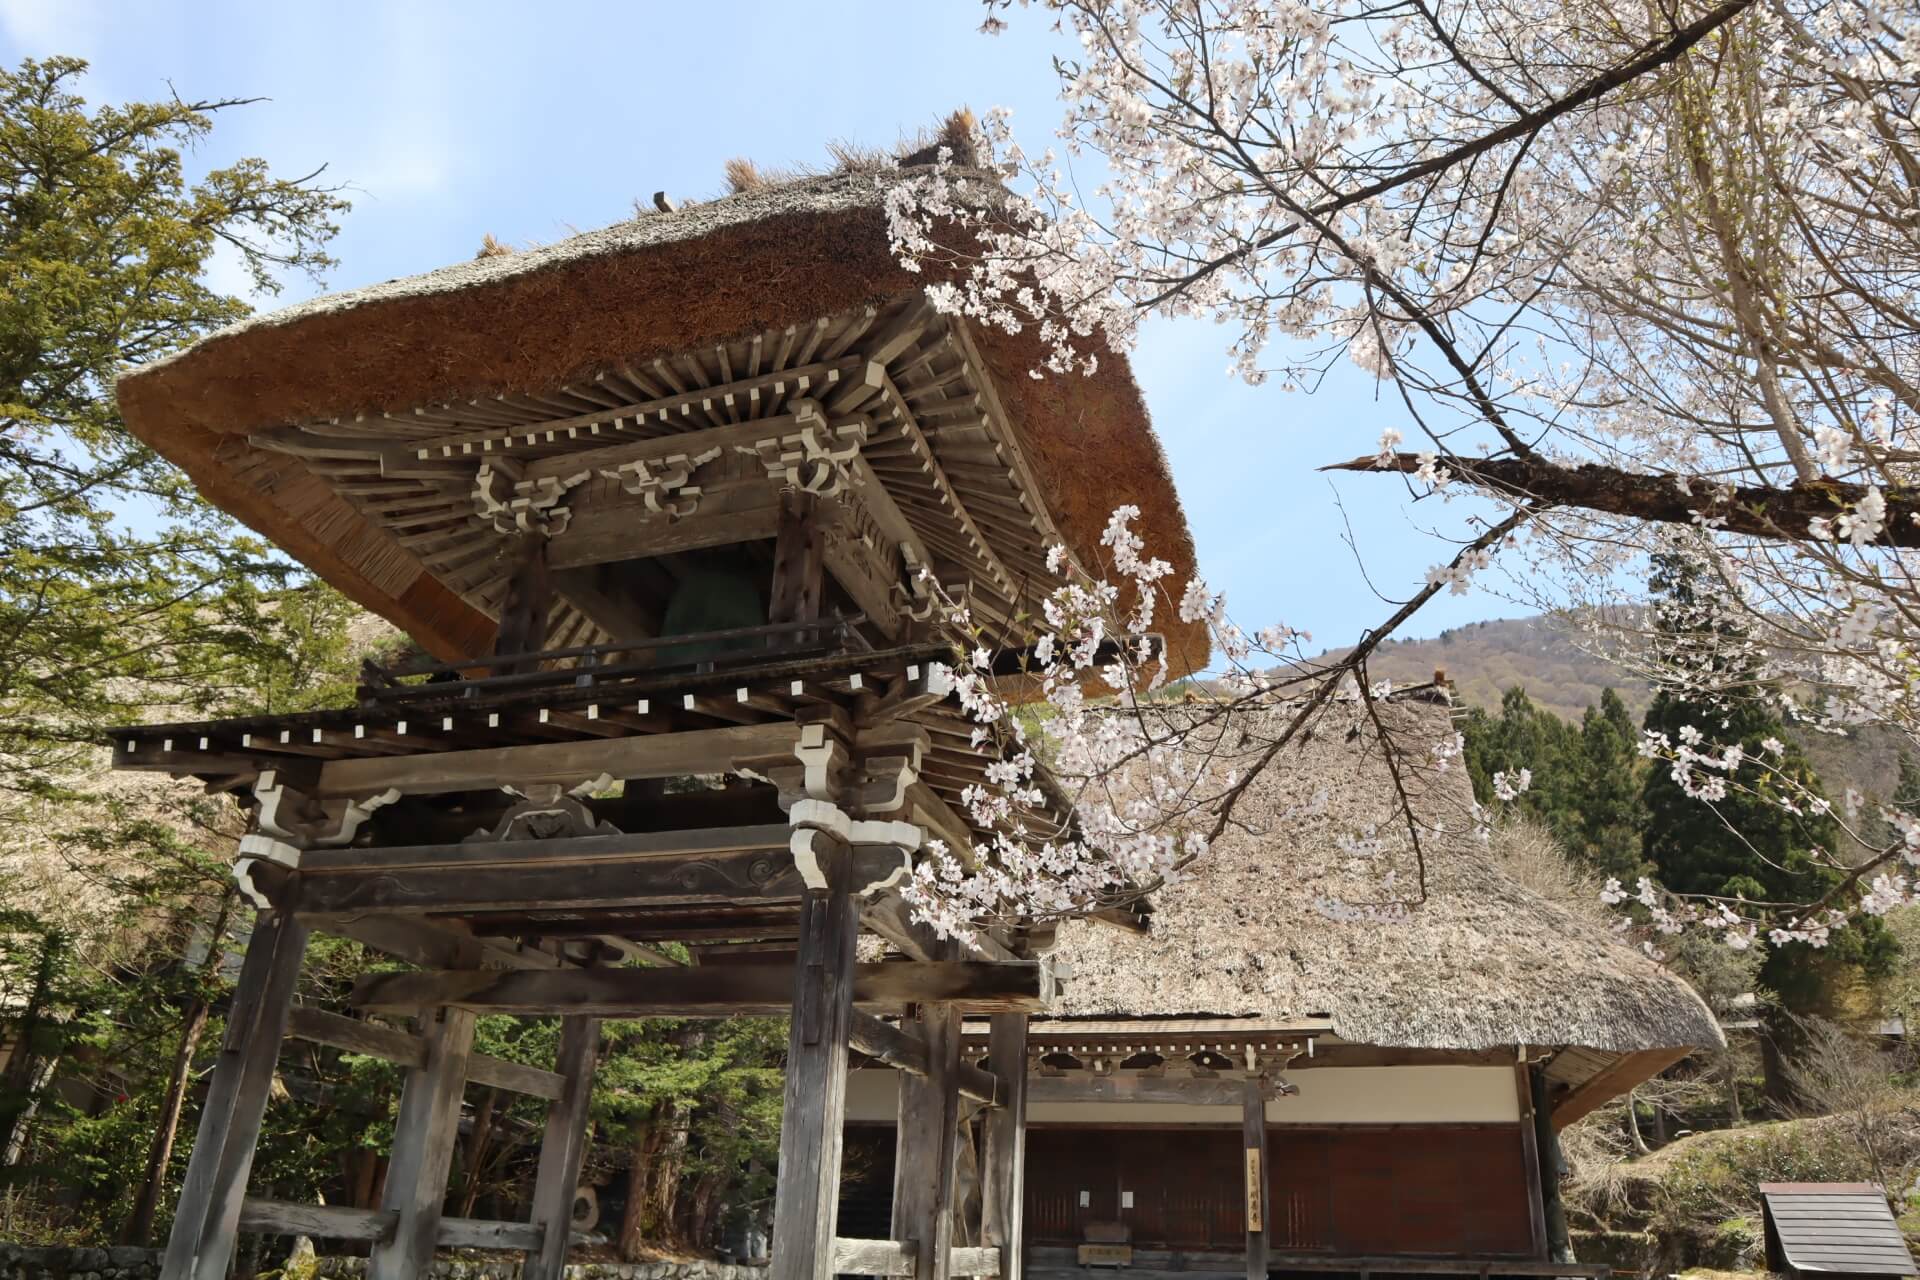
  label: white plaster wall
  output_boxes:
[844,1065,1519,1125]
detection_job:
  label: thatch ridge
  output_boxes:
[1046,701,1724,1054]
[115,160,1204,673]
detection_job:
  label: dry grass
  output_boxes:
[474,233,515,259]
[1047,702,1724,1052]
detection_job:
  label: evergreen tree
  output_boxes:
[1571,689,1650,881]
[1639,553,1895,1092]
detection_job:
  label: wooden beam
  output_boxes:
[1025,1074,1278,1106]
[306,913,568,971]
[239,1198,393,1243]
[234,1200,549,1252]
[311,721,801,799]
[551,493,781,571]
[980,1014,1028,1280]
[1243,1075,1270,1280]
[524,1016,598,1280]
[302,824,793,873]
[862,893,1019,964]
[771,838,860,1280]
[849,1011,998,1105]
[1551,1047,1691,1130]
[830,1238,1002,1277]
[352,960,1050,1017]
[287,1005,565,1102]
[369,1006,475,1280]
[892,997,962,1280]
[292,829,882,916]
[160,910,309,1280]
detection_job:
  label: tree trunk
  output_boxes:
[120,997,211,1244]
[0,929,67,1162]
[120,891,236,1245]
[1724,1052,1744,1126]
[618,1111,658,1262]
[644,1101,691,1247]
[1625,1088,1650,1156]
[457,1087,499,1218]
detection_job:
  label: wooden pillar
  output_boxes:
[769,488,824,627]
[980,1013,1029,1280]
[368,1005,476,1280]
[494,533,552,672]
[1515,1061,1549,1261]
[159,909,309,1280]
[1242,1075,1270,1280]
[770,837,859,1280]
[1530,1064,1575,1263]
[524,1015,600,1280]
[892,999,962,1280]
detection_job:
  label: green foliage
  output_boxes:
[1463,684,1648,880]
[1650,1115,1918,1238]
[0,54,351,807]
[1639,557,1895,1017]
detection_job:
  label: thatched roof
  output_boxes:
[114,158,1203,671]
[1046,698,1724,1055]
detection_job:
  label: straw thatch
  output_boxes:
[114,156,1202,671]
[1047,699,1724,1054]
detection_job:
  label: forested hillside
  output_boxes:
[1312,615,1909,825]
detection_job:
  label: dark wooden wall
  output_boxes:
[841,1124,1534,1258]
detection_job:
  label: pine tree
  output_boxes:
[1639,553,1895,1094]
[1572,689,1650,881]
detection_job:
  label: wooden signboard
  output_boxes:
[1245,1147,1263,1233]
[1078,1244,1132,1267]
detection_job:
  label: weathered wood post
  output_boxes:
[770,835,859,1280]
[1243,1073,1270,1280]
[494,533,553,674]
[980,1012,1029,1280]
[524,1015,601,1280]
[892,989,963,1280]
[159,909,309,1280]
[769,487,824,630]
[1516,1061,1550,1260]
[1530,1064,1574,1263]
[369,1005,478,1280]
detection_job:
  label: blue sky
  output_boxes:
[1,0,1533,651]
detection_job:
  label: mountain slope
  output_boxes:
[1310,615,1905,816]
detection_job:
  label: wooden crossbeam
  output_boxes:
[285,1007,564,1100]
[830,1239,1002,1278]
[849,1011,999,1105]
[289,829,891,916]
[1550,1046,1692,1129]
[236,1198,548,1252]
[306,913,569,972]
[1026,1074,1280,1107]
[310,721,801,799]
[351,960,1050,1016]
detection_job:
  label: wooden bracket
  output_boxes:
[472,458,588,536]
[741,398,867,497]
[599,444,722,519]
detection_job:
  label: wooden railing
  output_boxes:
[355,615,868,706]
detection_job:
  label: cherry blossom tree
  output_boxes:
[884,0,1920,946]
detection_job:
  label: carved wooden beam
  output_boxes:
[286,827,906,916]
[309,722,802,799]
[351,960,1052,1016]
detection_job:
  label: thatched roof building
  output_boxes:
[113,157,1205,673]
[1045,697,1723,1059]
